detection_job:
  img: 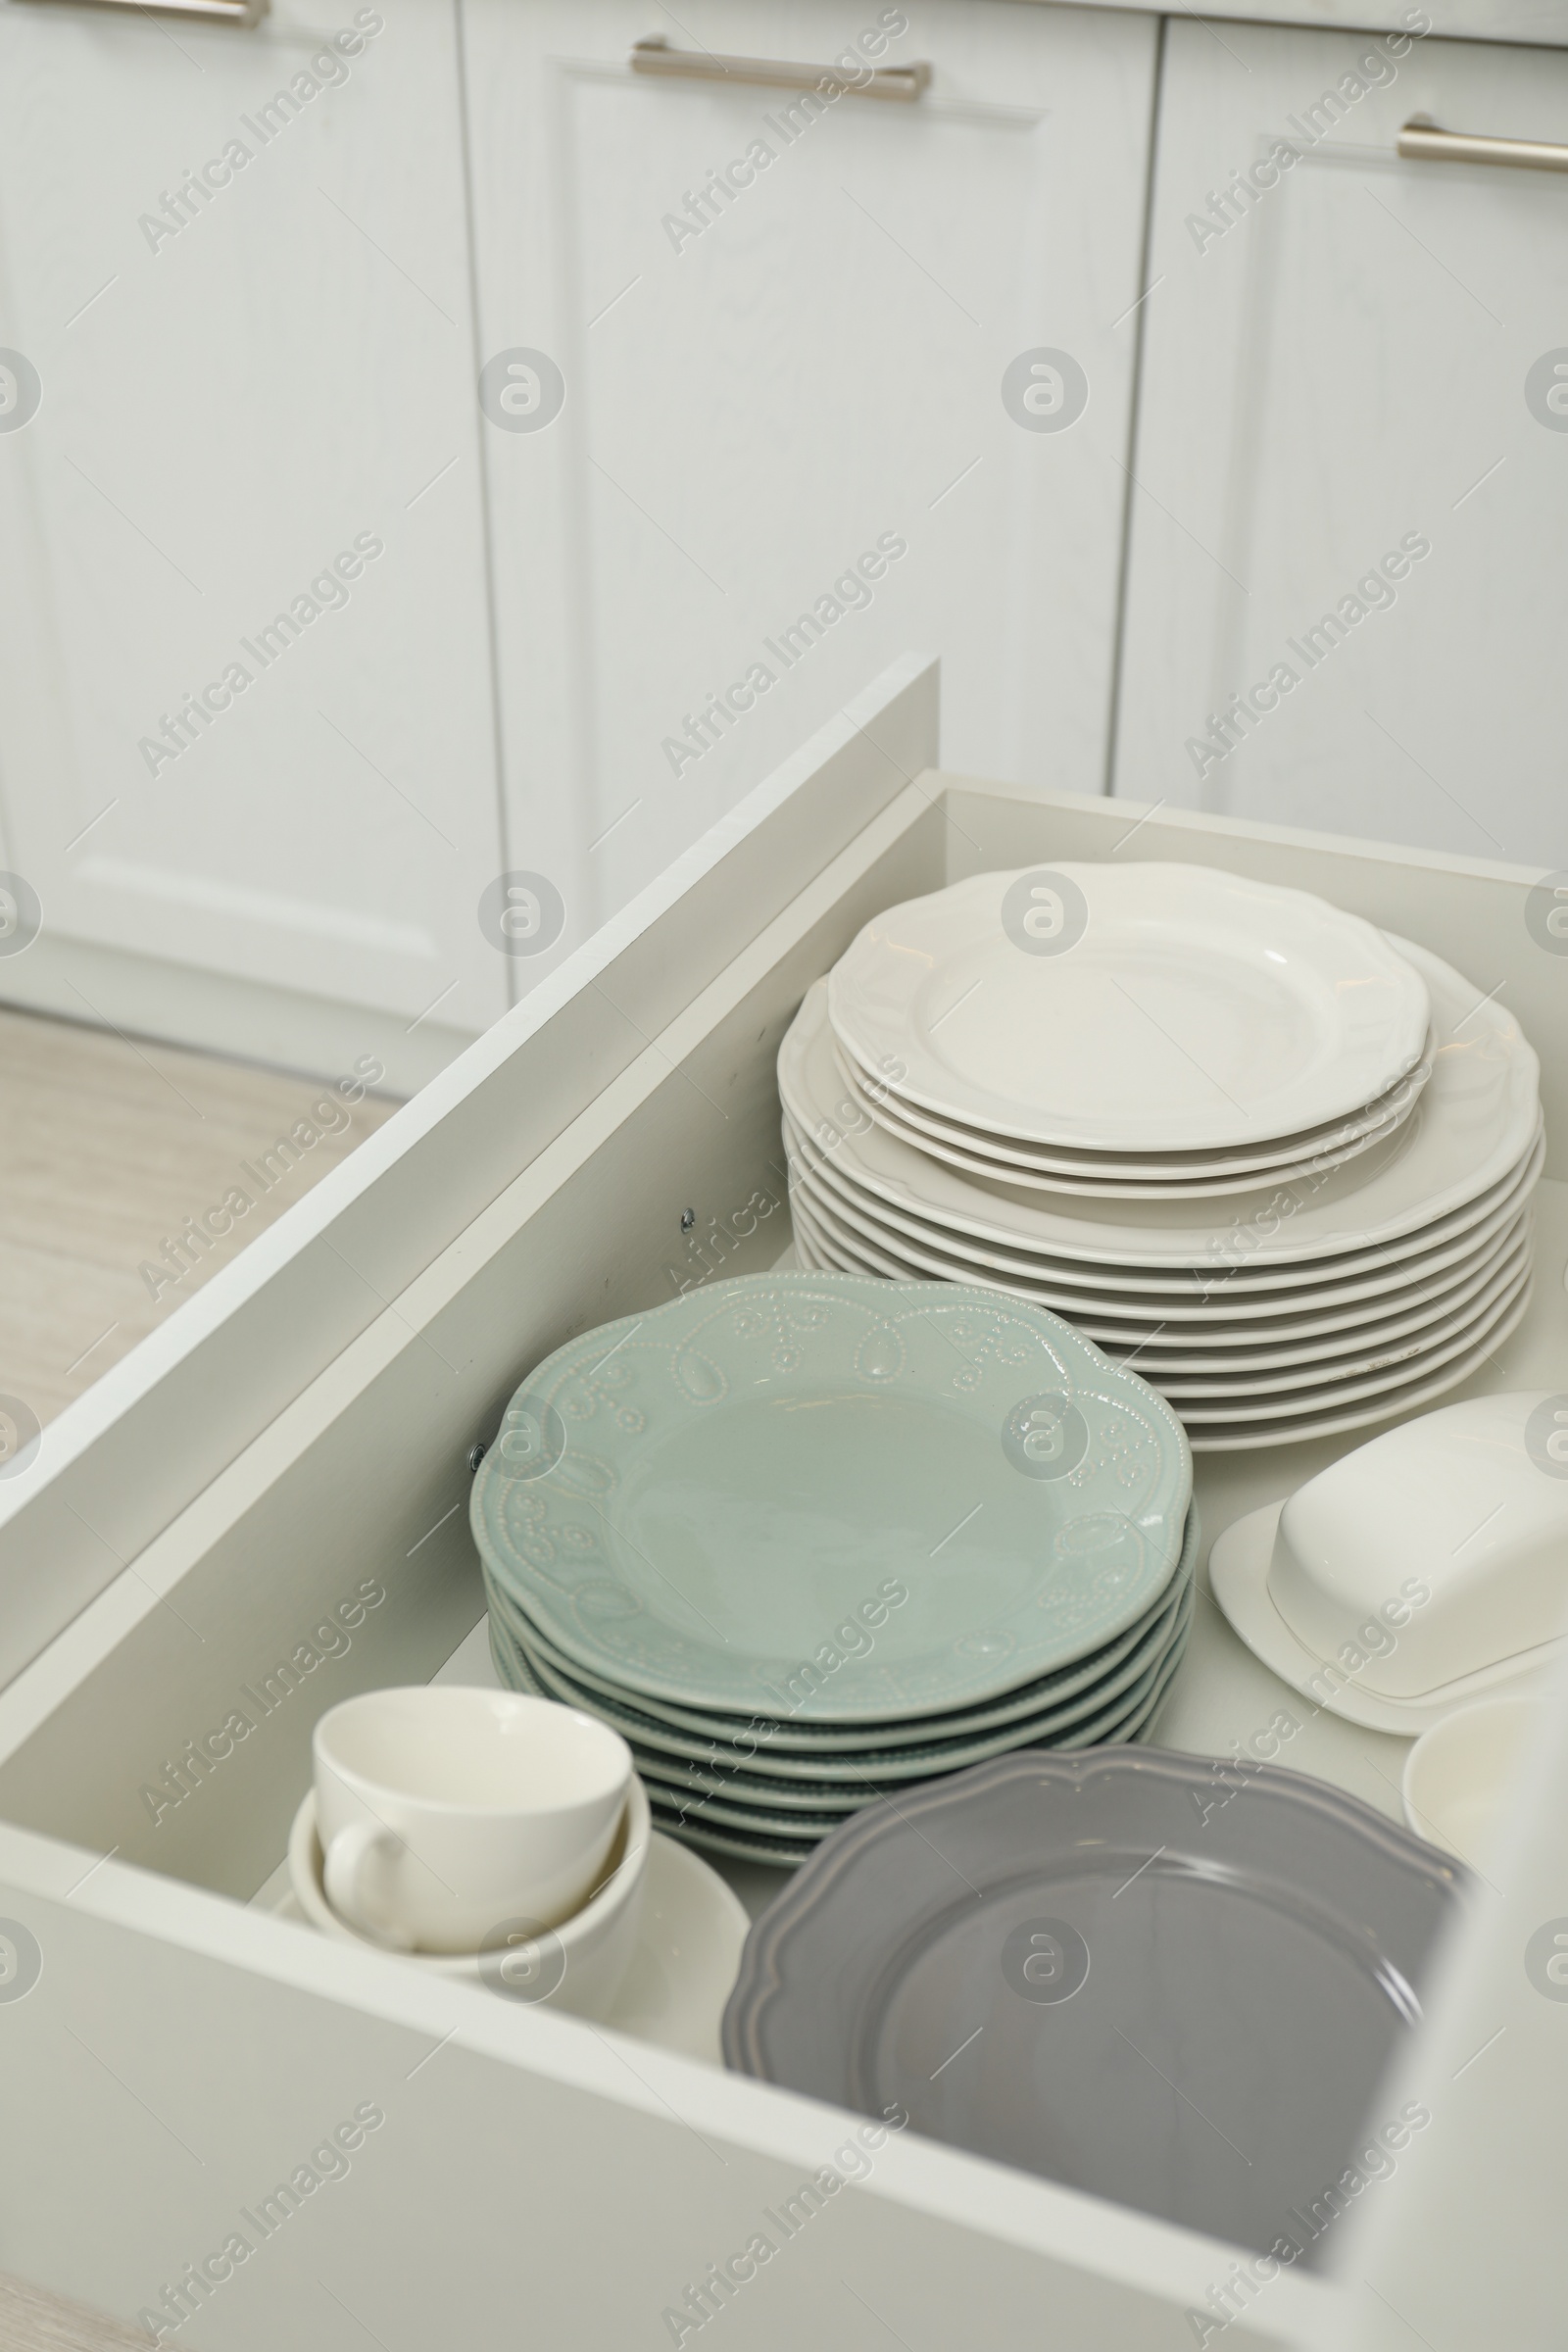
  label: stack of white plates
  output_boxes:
[783,863,1542,1450]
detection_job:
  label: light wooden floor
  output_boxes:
[0,1006,399,1428]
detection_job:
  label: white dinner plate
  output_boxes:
[839,1007,1438,1175]
[1184,1278,1534,1452]
[786,1102,1543,1318]
[1077,1221,1531,1372]
[792,1191,1534,1432]
[789,1101,1542,1326]
[834,1022,1435,1180]
[794,1182,1533,1377]
[1164,1254,1532,1419]
[1106,1232,1531,1396]
[827,863,1431,1151]
[783,945,1537,1273]
[786,1139,1541,1366]
[833,1039,1427,1199]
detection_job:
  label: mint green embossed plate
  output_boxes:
[491,1544,1191,1789]
[471,1273,1191,1724]
[485,1503,1195,1771]
[644,1620,1195,1869]
[489,1595,1195,1868]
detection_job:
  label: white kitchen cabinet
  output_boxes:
[0,0,512,1087]
[460,0,1158,936]
[1113,18,1568,869]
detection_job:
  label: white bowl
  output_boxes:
[287,1775,651,2020]
[1402,1693,1545,1861]
[1211,1392,1568,1730]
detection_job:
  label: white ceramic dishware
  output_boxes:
[831,1036,1431,1200]
[798,1178,1533,1369]
[788,1101,1543,1304]
[785,947,1539,1272]
[1211,1393,1568,1727]
[1162,1247,1534,1414]
[783,914,1543,1449]
[833,1025,1435,1180]
[827,863,1431,1151]
[288,1775,655,2020]
[802,1195,1536,1451]
[1162,1289,1536,1451]
[1401,1694,1547,1864]
[313,1686,632,1953]
[791,1125,1539,1326]
[787,1123,1541,1448]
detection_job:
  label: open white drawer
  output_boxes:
[0,656,1561,2351]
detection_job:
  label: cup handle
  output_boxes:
[322,1820,414,1950]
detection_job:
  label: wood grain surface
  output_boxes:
[0,1005,399,1427]
[0,2269,152,2352]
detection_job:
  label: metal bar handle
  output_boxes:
[630,34,929,103]
[1397,113,1568,174]
[19,0,265,20]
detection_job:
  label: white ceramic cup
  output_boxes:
[288,1778,653,2019]
[313,1687,632,1953]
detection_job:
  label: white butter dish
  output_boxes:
[1210,1393,1568,1732]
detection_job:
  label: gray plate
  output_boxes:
[722,1748,1464,2256]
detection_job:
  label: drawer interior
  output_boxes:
[0,752,1559,2333]
[1,766,1561,1894]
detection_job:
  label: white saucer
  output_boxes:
[604,1834,755,2060]
[274,1795,748,2065]
[1209,1501,1563,1732]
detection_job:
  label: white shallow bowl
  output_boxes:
[1210,1393,1568,1729]
[1402,1694,1546,1862]
[288,1776,652,2021]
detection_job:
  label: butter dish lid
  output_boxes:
[1269,1393,1568,1698]
[1210,1394,1568,1732]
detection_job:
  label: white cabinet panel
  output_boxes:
[0,0,510,1048]
[461,0,1157,935]
[1114,20,1568,869]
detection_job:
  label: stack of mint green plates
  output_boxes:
[472,1272,1195,1866]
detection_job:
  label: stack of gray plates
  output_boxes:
[787,863,1542,1449]
[472,1271,1195,1866]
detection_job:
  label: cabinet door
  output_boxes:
[460,0,1157,934]
[1113,21,1568,869]
[0,0,509,1076]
